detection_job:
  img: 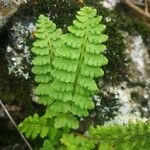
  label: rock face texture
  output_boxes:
[0,0,27,31]
[101,32,150,124]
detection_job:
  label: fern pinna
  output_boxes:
[45,7,108,129]
[19,7,108,149]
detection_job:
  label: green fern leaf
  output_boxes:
[35,74,52,83]
[32,65,52,75]
[47,7,108,128]
[19,114,49,139]
[61,134,96,150]
[32,14,62,107]
[40,140,54,150]
[37,96,54,105]
[54,114,79,129]
[48,101,89,117]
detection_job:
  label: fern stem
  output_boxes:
[48,39,54,71]
[72,27,89,97]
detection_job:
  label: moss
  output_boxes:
[127,79,146,88]
[23,0,83,32]
[93,93,120,125]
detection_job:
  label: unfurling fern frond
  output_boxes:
[46,7,108,129]
[61,121,150,150]
[32,15,62,105]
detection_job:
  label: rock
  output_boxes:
[101,32,150,125]
[0,0,27,31]
[125,33,150,83]
[6,21,36,79]
[100,0,120,10]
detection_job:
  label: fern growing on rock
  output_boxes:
[19,6,108,149]
[18,6,150,150]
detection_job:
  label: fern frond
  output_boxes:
[85,43,106,55]
[72,93,94,109]
[47,7,108,128]
[35,74,52,83]
[32,65,52,75]
[55,44,80,59]
[37,96,54,105]
[32,14,62,82]
[31,15,62,105]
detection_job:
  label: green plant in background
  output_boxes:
[19,6,108,149]
[62,121,150,150]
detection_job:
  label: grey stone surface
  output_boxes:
[101,32,150,124]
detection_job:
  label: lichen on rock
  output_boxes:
[101,31,150,125]
[6,21,36,79]
[100,0,120,10]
